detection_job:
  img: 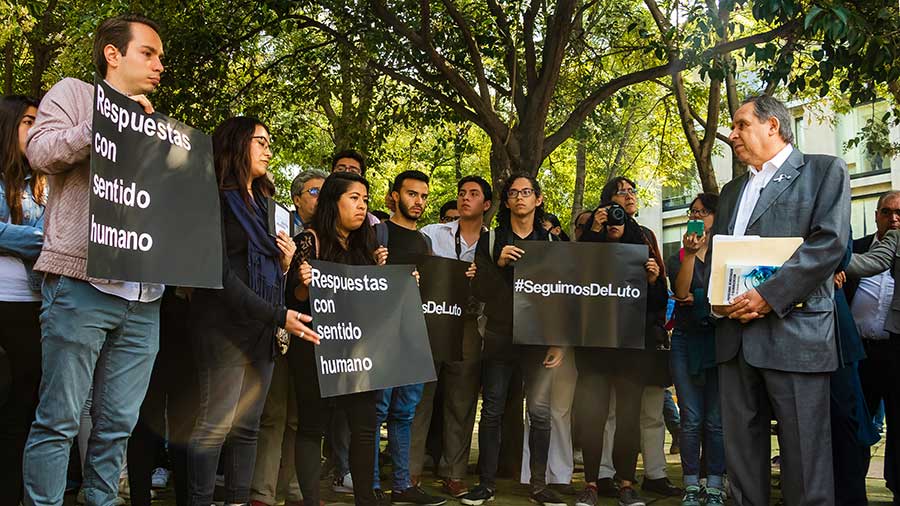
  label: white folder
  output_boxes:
[708,235,803,305]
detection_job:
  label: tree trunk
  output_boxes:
[3,42,13,95]
[570,137,587,237]
[698,158,719,194]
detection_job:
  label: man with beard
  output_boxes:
[372,170,446,506]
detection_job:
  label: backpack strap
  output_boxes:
[488,229,496,259]
[374,222,389,247]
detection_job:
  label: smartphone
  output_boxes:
[686,219,704,237]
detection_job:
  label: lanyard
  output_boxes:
[454,226,463,260]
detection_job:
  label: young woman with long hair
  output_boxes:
[186,116,318,506]
[0,94,44,506]
[290,171,387,506]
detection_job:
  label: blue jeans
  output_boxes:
[477,343,552,489]
[23,275,160,506]
[188,360,275,506]
[669,329,725,489]
[374,384,424,491]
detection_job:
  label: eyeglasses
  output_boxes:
[879,208,900,218]
[687,207,711,218]
[615,188,637,197]
[507,188,535,199]
[333,163,361,174]
[301,187,320,197]
[440,215,460,223]
[251,136,271,152]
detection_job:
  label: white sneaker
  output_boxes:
[152,467,170,488]
[332,472,354,493]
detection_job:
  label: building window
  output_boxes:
[851,195,881,240]
[794,116,805,152]
[836,101,893,176]
[662,224,688,261]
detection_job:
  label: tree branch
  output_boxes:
[440,0,491,100]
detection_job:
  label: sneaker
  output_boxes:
[152,467,170,488]
[680,485,702,506]
[704,487,726,506]
[392,485,447,506]
[596,478,618,498]
[529,487,567,506]
[460,485,495,506]
[641,477,682,496]
[375,488,390,506]
[574,485,598,506]
[441,479,468,498]
[617,487,646,506]
[333,472,354,494]
[76,489,126,506]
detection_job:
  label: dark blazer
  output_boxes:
[843,233,876,304]
[710,148,850,373]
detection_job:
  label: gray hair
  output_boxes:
[741,95,795,145]
[290,168,329,197]
[877,190,900,209]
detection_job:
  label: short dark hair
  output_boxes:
[543,213,562,228]
[93,14,161,78]
[741,95,794,145]
[439,200,458,219]
[330,149,366,176]
[876,191,900,209]
[371,209,390,221]
[457,175,492,202]
[689,192,719,214]
[392,170,429,192]
[600,176,637,205]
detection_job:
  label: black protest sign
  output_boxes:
[513,241,648,347]
[417,256,470,362]
[88,77,222,288]
[309,260,436,397]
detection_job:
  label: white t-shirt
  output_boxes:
[0,255,39,302]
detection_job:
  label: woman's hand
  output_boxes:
[276,232,296,273]
[285,310,320,344]
[682,232,706,255]
[374,246,389,266]
[646,258,660,284]
[834,271,846,289]
[300,261,313,287]
[497,245,524,267]
[466,262,477,279]
[412,269,420,286]
[590,207,608,232]
[543,346,565,368]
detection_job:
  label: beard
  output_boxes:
[399,200,422,221]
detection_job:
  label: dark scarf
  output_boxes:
[223,190,285,307]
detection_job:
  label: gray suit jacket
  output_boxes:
[710,148,850,373]
[846,228,900,334]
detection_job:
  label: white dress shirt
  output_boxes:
[850,235,894,340]
[420,220,479,262]
[732,144,794,236]
[91,280,165,302]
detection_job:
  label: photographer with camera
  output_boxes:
[574,177,672,506]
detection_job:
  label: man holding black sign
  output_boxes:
[22,15,166,506]
[372,170,446,506]
[462,174,565,506]
[412,175,491,498]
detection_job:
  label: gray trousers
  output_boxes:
[250,354,301,504]
[409,317,482,479]
[720,351,834,506]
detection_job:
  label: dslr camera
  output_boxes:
[605,203,626,226]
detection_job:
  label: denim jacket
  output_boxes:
[0,176,47,292]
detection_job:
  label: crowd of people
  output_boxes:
[0,12,897,506]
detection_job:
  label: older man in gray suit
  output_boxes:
[710,95,850,505]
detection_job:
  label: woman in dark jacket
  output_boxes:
[186,117,318,506]
[575,178,670,506]
[290,172,388,506]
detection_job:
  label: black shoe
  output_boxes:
[392,486,447,506]
[574,485,598,506]
[530,487,567,506]
[549,483,577,496]
[596,478,618,498]
[375,489,390,506]
[617,487,646,506]
[641,478,682,496]
[460,485,495,506]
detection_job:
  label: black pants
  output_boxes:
[0,301,42,505]
[288,339,377,506]
[574,349,644,483]
[128,291,198,506]
[861,337,900,498]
